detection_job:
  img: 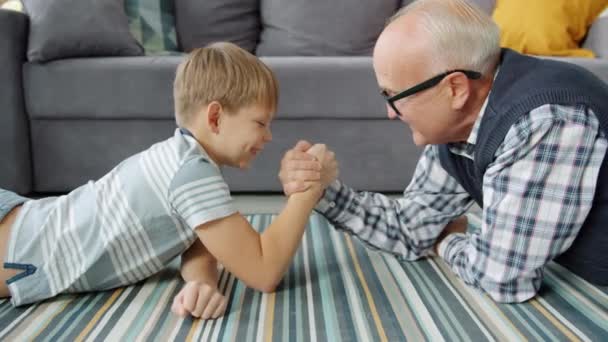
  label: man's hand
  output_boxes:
[279,140,339,196]
[171,281,227,320]
[434,216,468,255]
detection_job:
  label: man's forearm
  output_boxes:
[181,239,219,286]
[317,181,472,259]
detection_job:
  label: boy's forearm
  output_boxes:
[259,186,322,285]
[181,239,219,286]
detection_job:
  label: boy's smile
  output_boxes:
[220,103,274,169]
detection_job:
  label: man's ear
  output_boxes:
[445,73,470,110]
[206,101,222,134]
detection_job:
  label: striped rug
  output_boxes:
[1,213,607,341]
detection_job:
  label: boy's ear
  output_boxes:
[206,101,222,134]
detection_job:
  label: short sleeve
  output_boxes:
[168,157,237,229]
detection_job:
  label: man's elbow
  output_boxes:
[487,292,536,304]
[479,279,539,304]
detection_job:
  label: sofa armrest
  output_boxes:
[583,14,608,59]
[0,9,32,194]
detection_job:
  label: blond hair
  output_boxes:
[389,0,500,75]
[173,42,279,127]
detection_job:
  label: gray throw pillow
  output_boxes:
[23,0,143,62]
[256,0,401,56]
[175,0,260,53]
[583,11,608,58]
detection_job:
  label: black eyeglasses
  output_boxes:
[381,69,482,117]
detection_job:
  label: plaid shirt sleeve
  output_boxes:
[315,144,474,260]
[439,104,607,303]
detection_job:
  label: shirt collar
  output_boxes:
[176,127,220,169]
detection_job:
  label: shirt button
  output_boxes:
[329,202,336,208]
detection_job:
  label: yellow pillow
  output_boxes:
[493,0,608,58]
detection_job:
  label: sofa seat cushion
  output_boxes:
[23,56,388,120]
[30,119,420,192]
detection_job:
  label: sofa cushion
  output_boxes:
[175,0,259,53]
[256,0,401,56]
[125,0,178,54]
[30,119,420,192]
[583,7,608,58]
[23,56,387,120]
[23,0,143,62]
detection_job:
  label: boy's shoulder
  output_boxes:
[168,156,229,206]
[169,154,226,194]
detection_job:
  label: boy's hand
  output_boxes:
[279,140,321,195]
[171,281,227,320]
[279,140,339,196]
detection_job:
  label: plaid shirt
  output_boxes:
[316,103,606,303]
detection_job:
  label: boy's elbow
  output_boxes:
[248,272,281,293]
[254,276,280,293]
[259,282,278,293]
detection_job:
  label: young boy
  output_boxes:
[0,42,335,320]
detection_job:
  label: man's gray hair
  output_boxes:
[389,0,501,75]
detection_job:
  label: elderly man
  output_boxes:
[279,0,608,303]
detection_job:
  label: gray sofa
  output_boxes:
[2,3,608,195]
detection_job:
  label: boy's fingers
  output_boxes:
[183,283,198,312]
[288,170,321,182]
[303,181,320,189]
[171,297,179,314]
[288,160,321,171]
[171,295,186,317]
[211,298,228,319]
[294,140,313,151]
[284,181,309,196]
[192,286,214,317]
[202,293,224,320]
[279,160,320,185]
[285,150,316,162]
